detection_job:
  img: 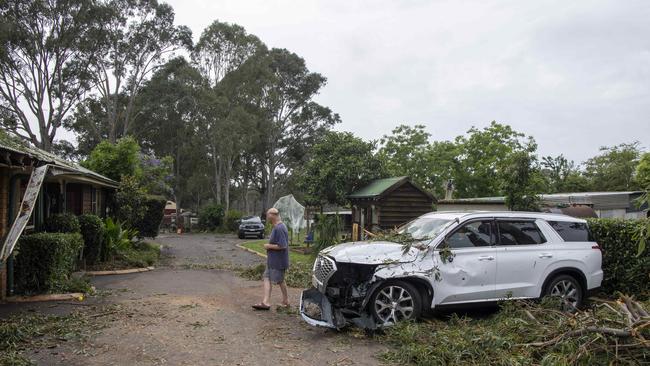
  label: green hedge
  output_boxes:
[14,233,84,294]
[225,209,243,232]
[134,195,166,238]
[43,213,80,233]
[587,218,650,298]
[198,204,224,231]
[78,214,105,265]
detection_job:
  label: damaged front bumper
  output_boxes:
[300,287,379,330]
[299,287,346,329]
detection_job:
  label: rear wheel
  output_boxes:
[370,280,422,326]
[544,275,583,311]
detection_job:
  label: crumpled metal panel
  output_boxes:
[0,164,49,263]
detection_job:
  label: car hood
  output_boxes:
[320,241,420,264]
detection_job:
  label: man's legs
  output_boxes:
[262,277,272,306]
[279,281,289,306]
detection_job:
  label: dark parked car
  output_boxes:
[238,216,265,239]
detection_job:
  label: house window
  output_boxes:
[66,183,83,215]
[91,187,97,214]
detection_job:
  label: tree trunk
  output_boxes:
[224,158,233,212]
[266,164,275,210]
[212,144,222,204]
[243,176,250,214]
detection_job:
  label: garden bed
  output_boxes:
[84,242,162,271]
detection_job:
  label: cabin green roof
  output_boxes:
[348,176,409,199]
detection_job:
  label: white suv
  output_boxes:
[300,211,603,329]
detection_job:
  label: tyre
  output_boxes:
[238,233,244,239]
[258,233,264,239]
[544,275,583,311]
[370,280,422,326]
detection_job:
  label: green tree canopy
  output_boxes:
[0,0,110,151]
[636,152,650,189]
[82,136,141,181]
[501,151,543,211]
[583,142,642,191]
[298,131,385,207]
[453,121,537,198]
[540,154,590,193]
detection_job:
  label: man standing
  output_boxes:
[252,207,290,310]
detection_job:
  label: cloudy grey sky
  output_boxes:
[167,0,649,163]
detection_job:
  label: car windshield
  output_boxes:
[398,217,453,241]
[242,216,262,224]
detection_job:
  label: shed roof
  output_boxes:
[0,132,118,188]
[348,176,408,199]
[348,176,434,200]
[438,191,646,211]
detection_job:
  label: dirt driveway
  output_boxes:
[21,234,386,365]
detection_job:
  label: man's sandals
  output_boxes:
[252,303,271,310]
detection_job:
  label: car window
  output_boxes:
[548,221,594,242]
[446,221,493,249]
[497,220,546,245]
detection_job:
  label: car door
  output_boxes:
[434,219,497,305]
[493,219,550,299]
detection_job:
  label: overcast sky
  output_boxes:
[163,1,649,163]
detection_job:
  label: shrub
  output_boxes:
[115,175,146,228]
[587,218,650,298]
[198,203,225,231]
[78,214,105,265]
[225,209,243,232]
[313,213,342,253]
[43,213,80,233]
[134,195,166,238]
[102,218,137,261]
[14,233,84,294]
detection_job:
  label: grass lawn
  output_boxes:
[240,239,313,265]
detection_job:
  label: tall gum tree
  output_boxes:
[0,0,109,151]
[91,0,191,143]
[251,48,340,209]
[191,20,264,206]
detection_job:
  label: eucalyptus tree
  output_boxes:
[0,0,110,151]
[251,48,340,209]
[132,57,207,215]
[191,20,264,206]
[91,0,191,143]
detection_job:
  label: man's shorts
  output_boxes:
[263,267,286,284]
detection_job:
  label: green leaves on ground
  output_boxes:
[381,297,650,366]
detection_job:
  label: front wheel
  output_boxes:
[544,275,583,311]
[370,280,422,326]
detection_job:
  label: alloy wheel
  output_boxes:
[550,279,580,310]
[373,285,415,324]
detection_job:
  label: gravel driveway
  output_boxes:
[20,233,385,365]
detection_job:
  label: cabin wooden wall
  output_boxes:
[378,182,433,229]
